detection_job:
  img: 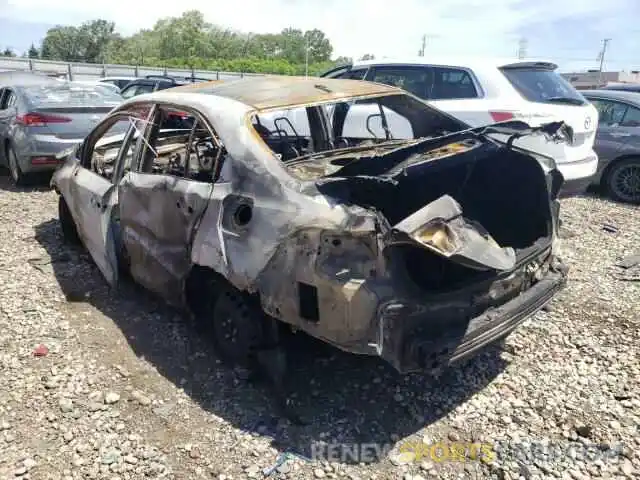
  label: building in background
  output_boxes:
[562,70,640,90]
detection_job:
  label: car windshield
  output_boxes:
[22,82,123,107]
[500,67,587,105]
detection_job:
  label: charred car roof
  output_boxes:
[151,76,405,110]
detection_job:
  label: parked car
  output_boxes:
[582,89,640,203]
[99,76,138,91]
[119,75,212,99]
[0,72,122,185]
[321,58,599,196]
[601,83,640,94]
[66,80,122,95]
[51,76,567,376]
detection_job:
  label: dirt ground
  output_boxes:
[0,173,638,480]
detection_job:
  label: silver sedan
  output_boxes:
[0,72,122,185]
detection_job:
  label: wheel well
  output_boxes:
[184,265,265,320]
[184,265,231,317]
[600,154,640,186]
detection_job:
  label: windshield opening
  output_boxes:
[251,93,466,170]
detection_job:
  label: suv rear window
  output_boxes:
[501,67,587,105]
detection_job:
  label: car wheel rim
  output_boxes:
[612,164,640,203]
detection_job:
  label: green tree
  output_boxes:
[2,47,16,57]
[334,56,353,65]
[360,53,375,61]
[32,10,347,76]
[304,29,332,63]
[41,20,115,63]
[78,19,115,63]
[41,26,82,61]
[27,43,39,58]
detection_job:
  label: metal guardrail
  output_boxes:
[0,56,267,82]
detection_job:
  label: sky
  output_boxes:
[1,0,639,73]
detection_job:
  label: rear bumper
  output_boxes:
[16,136,81,174]
[377,254,568,374]
[556,153,598,197]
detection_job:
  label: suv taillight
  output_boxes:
[489,111,515,122]
[16,112,72,127]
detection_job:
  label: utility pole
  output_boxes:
[304,36,309,77]
[418,35,437,57]
[598,38,611,72]
[517,37,528,60]
[597,38,611,87]
[418,35,426,57]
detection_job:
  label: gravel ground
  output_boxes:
[0,173,638,480]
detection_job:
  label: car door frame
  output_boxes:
[587,96,636,152]
[117,101,217,305]
[55,110,147,286]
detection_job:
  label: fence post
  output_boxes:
[67,63,73,81]
[28,59,33,71]
[241,71,244,78]
[216,71,219,81]
[135,65,139,77]
[101,64,106,78]
[163,66,168,76]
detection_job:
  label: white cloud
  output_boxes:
[3,0,631,62]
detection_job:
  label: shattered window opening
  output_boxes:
[252,93,464,178]
[88,117,140,181]
[138,105,224,183]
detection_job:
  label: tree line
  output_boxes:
[2,11,377,76]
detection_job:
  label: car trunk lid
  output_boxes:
[25,106,116,139]
[386,194,517,271]
[23,82,121,140]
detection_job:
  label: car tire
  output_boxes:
[210,285,268,367]
[58,196,81,245]
[603,157,640,204]
[7,145,27,186]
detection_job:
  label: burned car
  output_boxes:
[51,76,568,375]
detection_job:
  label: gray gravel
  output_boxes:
[0,173,638,480]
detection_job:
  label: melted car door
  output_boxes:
[56,114,141,287]
[118,172,212,304]
[117,109,216,304]
[67,168,119,286]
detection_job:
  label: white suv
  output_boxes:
[321,58,599,196]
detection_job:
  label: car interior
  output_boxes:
[90,107,225,183]
[250,94,463,163]
[138,107,224,183]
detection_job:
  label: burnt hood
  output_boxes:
[385,195,516,272]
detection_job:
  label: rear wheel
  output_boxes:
[211,286,269,367]
[58,196,81,245]
[7,145,27,186]
[604,157,640,204]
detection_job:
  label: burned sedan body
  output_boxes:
[51,76,568,375]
